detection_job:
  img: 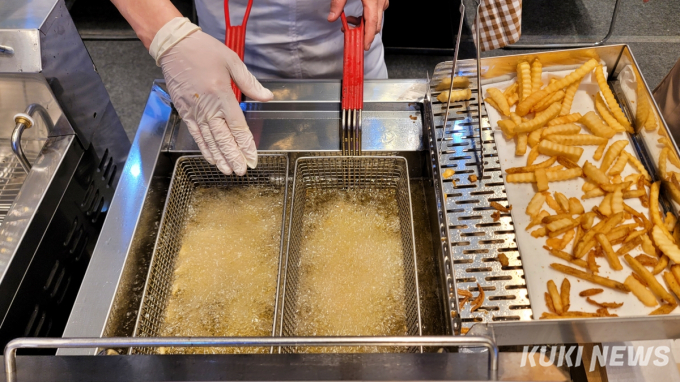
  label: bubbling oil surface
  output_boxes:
[159,187,282,354]
[292,188,408,353]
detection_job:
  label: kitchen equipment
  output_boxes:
[279,156,421,352]
[340,12,364,156]
[132,154,288,354]
[223,0,254,100]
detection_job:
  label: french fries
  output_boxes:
[506,157,557,174]
[652,225,680,263]
[547,280,564,314]
[561,278,571,312]
[550,263,630,292]
[538,140,583,162]
[518,61,532,101]
[594,65,632,131]
[583,161,610,185]
[549,113,582,126]
[435,76,470,91]
[516,58,598,116]
[623,254,675,305]
[514,102,562,134]
[486,88,510,116]
[635,77,650,131]
[560,82,580,116]
[625,275,658,307]
[579,288,604,297]
[531,58,542,93]
[546,134,607,146]
[437,88,472,103]
[579,111,616,139]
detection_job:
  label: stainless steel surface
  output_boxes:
[442,1,465,140]
[430,59,532,328]
[429,45,680,345]
[474,2,485,176]
[280,156,422,351]
[505,0,621,49]
[169,80,427,153]
[59,83,172,356]
[132,155,289,354]
[6,335,499,382]
[11,104,55,172]
[0,0,130,178]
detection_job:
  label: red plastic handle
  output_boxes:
[224,0,254,101]
[340,12,364,111]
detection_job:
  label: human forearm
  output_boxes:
[110,0,182,49]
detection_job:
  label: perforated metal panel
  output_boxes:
[132,155,289,354]
[430,61,533,330]
[279,156,422,352]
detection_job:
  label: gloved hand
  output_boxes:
[149,17,273,175]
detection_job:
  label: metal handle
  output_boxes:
[5,336,499,382]
[11,104,54,172]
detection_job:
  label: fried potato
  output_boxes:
[635,78,650,131]
[528,128,545,148]
[586,297,623,309]
[663,180,680,206]
[624,275,658,307]
[442,168,455,179]
[559,81,580,116]
[599,192,613,216]
[663,271,680,301]
[650,304,677,315]
[437,88,472,103]
[538,140,583,162]
[547,280,564,314]
[531,58,543,93]
[516,133,528,155]
[534,90,565,113]
[547,167,582,182]
[516,58,598,116]
[596,233,623,270]
[527,210,550,230]
[580,111,616,139]
[498,119,517,139]
[660,147,669,180]
[549,113,583,126]
[545,246,589,268]
[545,292,556,313]
[435,76,470,91]
[595,65,632,131]
[579,288,604,297]
[616,236,642,256]
[612,187,623,214]
[515,102,562,133]
[542,124,581,137]
[518,61,532,101]
[601,182,631,192]
[594,143,607,161]
[550,263,630,292]
[608,153,628,176]
[583,161,610,185]
[486,88,510,116]
[555,192,570,213]
[595,93,628,133]
[546,134,607,146]
[650,182,675,242]
[625,152,652,181]
[535,168,549,192]
[600,140,629,172]
[580,212,596,229]
[547,218,575,232]
[532,227,548,238]
[526,192,547,217]
[561,278,571,312]
[506,157,557,174]
[653,225,680,263]
[624,254,675,305]
[527,145,539,166]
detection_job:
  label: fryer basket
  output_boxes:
[279,156,422,352]
[132,154,288,354]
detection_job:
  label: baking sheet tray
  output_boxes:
[481,65,680,318]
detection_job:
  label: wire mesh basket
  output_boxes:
[279,156,422,353]
[132,154,289,354]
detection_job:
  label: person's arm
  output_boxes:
[111,0,182,49]
[110,0,273,176]
[327,0,390,51]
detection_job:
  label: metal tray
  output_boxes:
[132,154,289,354]
[427,44,680,345]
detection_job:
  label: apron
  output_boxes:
[195,0,388,79]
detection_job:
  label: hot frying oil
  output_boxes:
[159,187,282,354]
[293,189,408,353]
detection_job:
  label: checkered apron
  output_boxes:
[472,0,523,51]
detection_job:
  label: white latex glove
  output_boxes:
[149,17,273,175]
